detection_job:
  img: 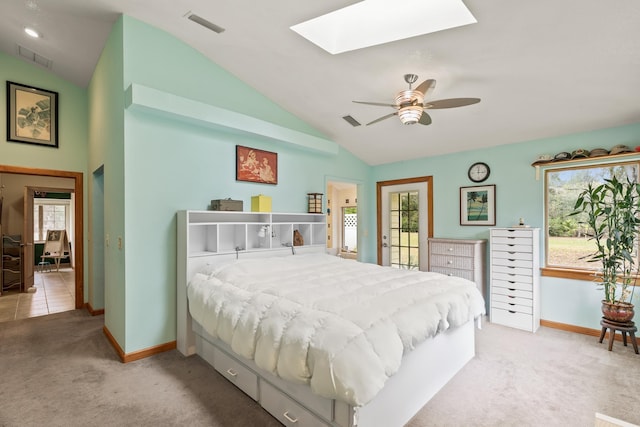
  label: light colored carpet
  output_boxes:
[0,310,638,426]
[407,319,640,427]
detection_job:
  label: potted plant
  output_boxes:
[572,175,637,322]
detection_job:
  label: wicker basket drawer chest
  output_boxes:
[427,238,486,298]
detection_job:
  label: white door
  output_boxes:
[380,181,430,270]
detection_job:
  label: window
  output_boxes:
[390,191,419,270]
[34,199,71,242]
[545,161,639,274]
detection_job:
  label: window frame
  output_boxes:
[34,198,71,243]
[541,156,640,281]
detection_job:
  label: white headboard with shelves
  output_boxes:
[176,210,327,355]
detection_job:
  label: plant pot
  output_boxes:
[601,300,635,323]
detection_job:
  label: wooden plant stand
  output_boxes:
[599,318,639,354]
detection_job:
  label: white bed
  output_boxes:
[177,245,484,427]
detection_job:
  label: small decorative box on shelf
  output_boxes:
[251,195,272,212]
[210,199,243,211]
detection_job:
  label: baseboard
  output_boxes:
[541,319,638,345]
[102,325,177,363]
[85,302,104,316]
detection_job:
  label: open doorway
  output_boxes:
[326,180,358,260]
[0,165,83,323]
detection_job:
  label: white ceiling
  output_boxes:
[3,0,640,165]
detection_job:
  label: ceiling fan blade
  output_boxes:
[425,98,481,109]
[353,101,398,108]
[418,112,432,126]
[366,112,397,126]
[415,79,436,97]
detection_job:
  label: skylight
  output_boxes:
[290,0,477,54]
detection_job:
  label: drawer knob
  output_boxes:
[448,247,454,251]
[447,260,453,264]
[226,368,238,378]
[283,411,299,423]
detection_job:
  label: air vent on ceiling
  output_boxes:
[17,44,52,69]
[187,13,225,34]
[342,115,361,127]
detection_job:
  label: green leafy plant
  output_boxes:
[571,176,639,304]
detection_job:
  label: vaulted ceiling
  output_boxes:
[2,0,640,165]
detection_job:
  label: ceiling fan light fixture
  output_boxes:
[395,90,424,125]
[398,105,423,125]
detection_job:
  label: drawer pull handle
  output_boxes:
[447,273,453,276]
[508,266,515,269]
[508,251,516,254]
[508,296,515,299]
[508,288,516,291]
[226,368,238,378]
[509,310,516,314]
[447,260,453,264]
[508,281,516,284]
[283,411,299,423]
[448,247,454,251]
[508,259,515,261]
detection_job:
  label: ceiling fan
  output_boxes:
[353,74,480,126]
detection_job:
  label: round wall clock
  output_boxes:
[468,162,490,183]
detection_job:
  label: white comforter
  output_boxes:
[187,253,485,407]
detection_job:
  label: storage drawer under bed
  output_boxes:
[261,380,330,427]
[214,347,259,401]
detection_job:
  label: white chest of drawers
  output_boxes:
[427,238,487,297]
[489,228,540,332]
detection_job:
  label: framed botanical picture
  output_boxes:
[236,145,278,184]
[460,185,496,226]
[6,81,58,148]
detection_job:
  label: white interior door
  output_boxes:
[380,182,429,270]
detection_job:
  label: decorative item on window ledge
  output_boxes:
[307,193,323,214]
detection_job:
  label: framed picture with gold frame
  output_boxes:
[6,81,58,148]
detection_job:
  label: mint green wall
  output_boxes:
[0,51,89,298]
[371,122,640,329]
[0,52,88,172]
[118,16,370,353]
[87,18,126,341]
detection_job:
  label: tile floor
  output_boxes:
[0,267,75,323]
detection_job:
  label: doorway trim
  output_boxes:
[0,164,84,309]
[376,176,433,265]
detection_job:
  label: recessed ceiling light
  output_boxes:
[24,27,40,38]
[291,0,477,54]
